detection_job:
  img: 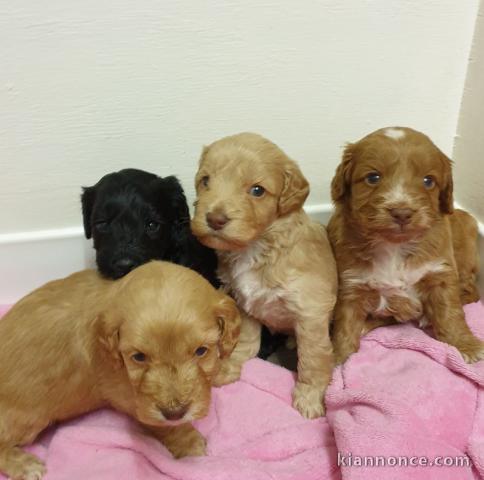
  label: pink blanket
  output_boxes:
[1,302,484,479]
[326,300,484,480]
[0,301,338,480]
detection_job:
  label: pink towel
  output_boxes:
[326,301,484,480]
[2,302,484,479]
[0,302,338,480]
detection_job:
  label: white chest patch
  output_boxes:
[384,128,406,140]
[221,242,293,331]
[343,243,446,317]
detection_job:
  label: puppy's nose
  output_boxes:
[160,405,189,421]
[113,258,137,275]
[206,212,230,231]
[390,208,414,225]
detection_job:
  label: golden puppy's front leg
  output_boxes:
[418,273,484,363]
[332,302,367,365]
[292,310,334,419]
[212,312,261,386]
[0,445,46,480]
[147,424,206,458]
[332,288,380,364]
[0,409,48,480]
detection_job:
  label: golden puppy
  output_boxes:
[0,261,240,480]
[328,126,482,364]
[191,132,338,418]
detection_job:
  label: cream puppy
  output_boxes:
[191,132,338,418]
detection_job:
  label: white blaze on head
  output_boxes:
[384,128,406,140]
[384,181,412,204]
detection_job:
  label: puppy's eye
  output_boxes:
[365,172,381,185]
[94,220,109,232]
[146,221,160,234]
[131,352,146,363]
[194,346,208,357]
[201,176,209,187]
[423,175,435,189]
[249,185,265,197]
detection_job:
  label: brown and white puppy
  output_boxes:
[0,261,240,480]
[328,126,482,364]
[191,132,338,418]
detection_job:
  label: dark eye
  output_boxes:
[423,175,435,189]
[146,221,160,234]
[94,220,109,232]
[365,172,381,185]
[194,346,208,357]
[249,185,265,197]
[132,352,146,363]
[201,176,209,187]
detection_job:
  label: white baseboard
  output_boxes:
[0,204,335,304]
[0,203,481,304]
[478,224,484,297]
[0,230,97,304]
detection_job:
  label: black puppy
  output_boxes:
[81,168,282,360]
[81,168,218,284]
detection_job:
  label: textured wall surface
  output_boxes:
[454,5,484,223]
[0,0,479,234]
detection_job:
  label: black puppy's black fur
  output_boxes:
[81,168,218,284]
[81,168,282,360]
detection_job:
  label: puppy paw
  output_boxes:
[332,338,359,365]
[386,295,423,323]
[459,341,484,363]
[212,361,242,387]
[333,348,352,366]
[164,426,207,459]
[460,288,480,306]
[3,450,46,480]
[292,382,325,419]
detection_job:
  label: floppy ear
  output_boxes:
[81,186,97,239]
[439,152,454,214]
[96,310,124,369]
[155,175,194,262]
[278,161,310,215]
[194,146,209,190]
[215,295,241,358]
[157,176,190,222]
[331,143,354,204]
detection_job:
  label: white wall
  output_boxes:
[453,3,484,225]
[0,0,479,235]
